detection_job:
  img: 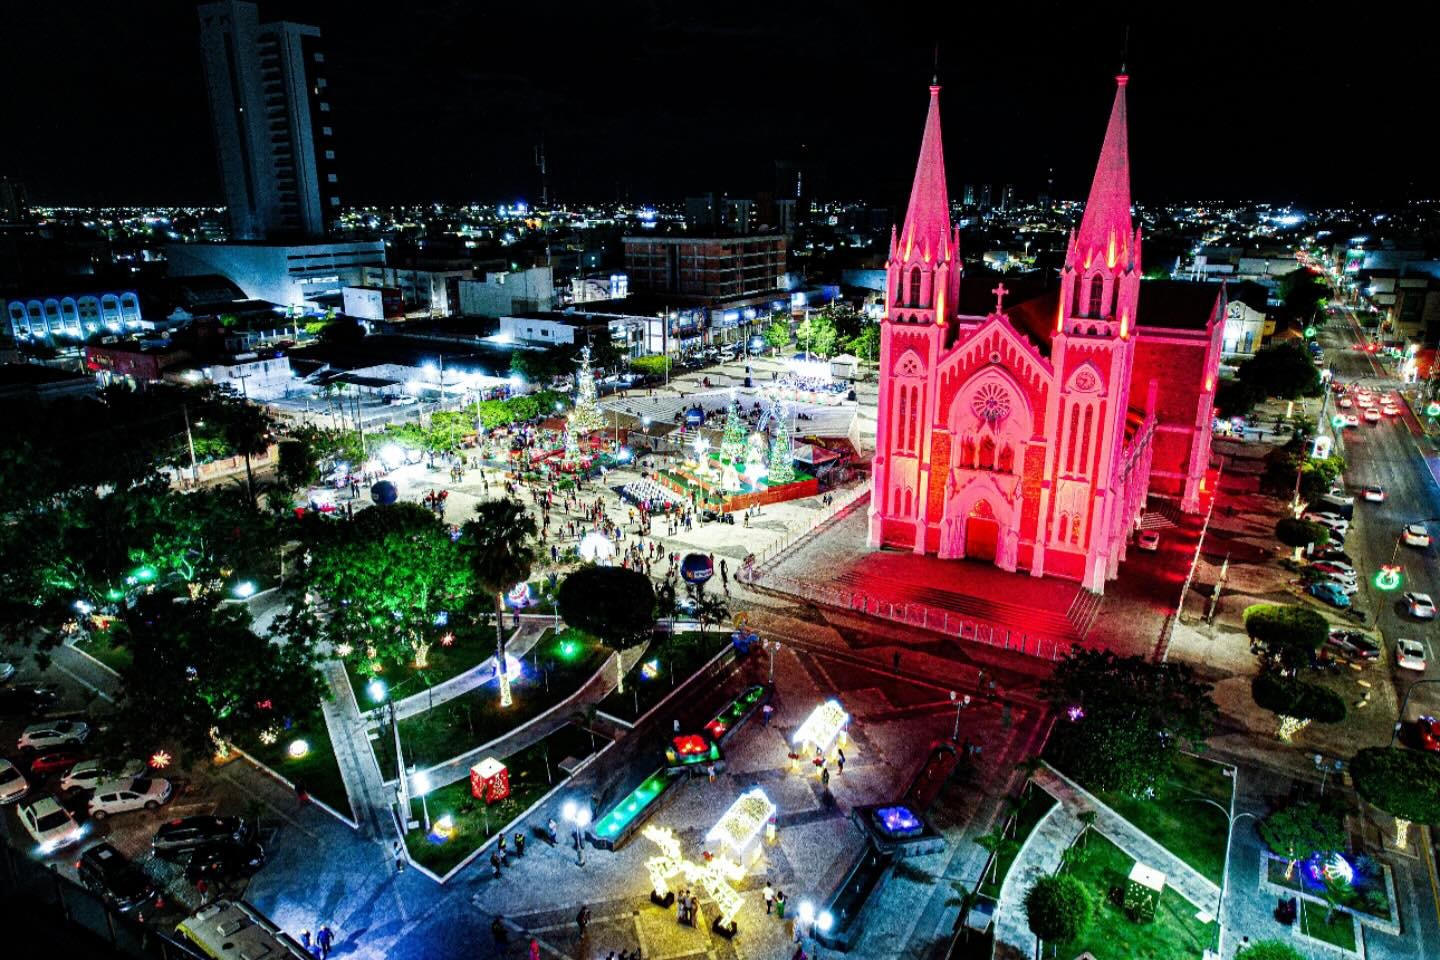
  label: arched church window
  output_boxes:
[961,436,977,468]
[998,444,1014,474]
[978,435,996,471]
[1057,513,1070,542]
[903,488,913,516]
[1087,274,1105,317]
[1087,326,1098,336]
[909,267,923,307]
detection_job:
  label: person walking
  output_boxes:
[836,748,846,775]
[821,765,830,789]
[677,889,687,924]
[576,905,591,936]
[514,831,525,856]
[316,925,334,959]
[497,834,508,864]
[529,939,541,960]
[707,762,717,783]
[393,841,406,873]
[491,852,502,878]
[547,817,559,845]
[300,931,312,951]
[763,881,775,914]
[762,703,773,727]
[775,890,787,919]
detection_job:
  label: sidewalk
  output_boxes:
[389,620,549,722]
[993,802,1082,960]
[320,660,397,838]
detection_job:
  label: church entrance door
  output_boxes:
[965,501,999,562]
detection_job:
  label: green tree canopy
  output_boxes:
[1275,517,1331,551]
[106,592,322,764]
[1351,747,1440,826]
[1237,342,1322,402]
[847,323,881,363]
[1252,673,1346,722]
[558,566,655,651]
[1244,604,1328,671]
[1024,874,1094,945]
[1258,800,1347,864]
[1278,268,1329,323]
[1043,649,1218,796]
[630,355,672,379]
[764,318,791,352]
[795,311,839,358]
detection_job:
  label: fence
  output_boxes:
[740,479,872,574]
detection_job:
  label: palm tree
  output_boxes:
[462,499,538,708]
[695,592,730,637]
[221,398,273,507]
[655,580,679,636]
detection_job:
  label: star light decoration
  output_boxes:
[642,825,745,930]
[149,751,172,769]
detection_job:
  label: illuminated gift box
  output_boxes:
[705,787,777,863]
[469,757,510,803]
[792,698,849,755]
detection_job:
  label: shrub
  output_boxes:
[1276,517,1331,550]
[1024,874,1094,944]
[1236,941,1305,960]
[1245,604,1329,652]
[629,355,672,377]
[1252,673,1346,723]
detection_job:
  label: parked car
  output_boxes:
[60,759,146,795]
[18,795,84,853]
[1327,629,1380,661]
[0,662,13,683]
[88,777,172,820]
[1338,397,1353,409]
[1415,716,1440,752]
[0,758,30,804]
[1405,592,1437,619]
[17,720,90,753]
[152,816,254,859]
[1404,523,1432,548]
[1363,485,1386,503]
[1396,638,1428,672]
[1313,548,1355,566]
[1364,407,1382,423]
[1302,514,1349,537]
[1137,530,1160,551]
[1320,578,1358,596]
[182,840,268,881]
[1312,561,1357,579]
[0,685,59,717]
[76,843,157,914]
[1383,404,1400,416]
[1319,492,1356,510]
[1308,581,1351,608]
[27,748,90,776]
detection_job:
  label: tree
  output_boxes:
[219,398,274,506]
[1043,649,1218,796]
[277,438,321,494]
[461,499,539,708]
[1275,517,1330,558]
[695,592,730,637]
[282,502,468,674]
[974,829,1019,885]
[557,566,655,692]
[106,592,322,764]
[654,580,680,635]
[1024,874,1093,948]
[629,355,671,379]
[1236,342,1322,402]
[847,323,881,364]
[1258,801,1347,874]
[1278,268,1329,325]
[1244,604,1328,672]
[1235,941,1305,960]
[795,311,838,358]
[1351,747,1440,848]
[1252,673,1346,723]
[764,318,791,353]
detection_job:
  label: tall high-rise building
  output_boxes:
[0,177,28,225]
[962,183,975,207]
[197,0,338,240]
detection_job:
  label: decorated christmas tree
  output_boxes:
[744,431,769,482]
[720,392,747,463]
[563,428,582,463]
[568,345,606,434]
[767,394,795,484]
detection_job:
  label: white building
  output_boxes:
[1222,299,1267,357]
[362,265,470,316]
[7,290,144,341]
[200,352,295,401]
[458,266,554,318]
[164,240,386,309]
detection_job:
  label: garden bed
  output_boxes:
[374,628,610,772]
[75,631,132,674]
[978,786,1056,900]
[1300,900,1357,952]
[596,631,726,722]
[345,622,515,706]
[245,709,350,818]
[1265,853,1393,920]
[1053,833,1216,960]
[1092,752,1233,886]
[402,722,602,877]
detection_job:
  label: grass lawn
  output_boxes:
[1092,752,1234,886]
[345,622,515,706]
[76,630,133,674]
[402,722,602,877]
[374,629,610,772]
[1301,900,1357,952]
[1054,833,1216,960]
[596,631,726,722]
[244,710,350,818]
[1266,855,1392,919]
[979,786,1057,900]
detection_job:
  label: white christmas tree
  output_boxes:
[767,393,795,484]
[720,391,747,463]
[563,428,582,463]
[568,344,606,434]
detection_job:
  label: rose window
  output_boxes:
[970,384,1012,422]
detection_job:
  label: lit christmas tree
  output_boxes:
[563,428,582,463]
[720,391,747,463]
[568,345,606,434]
[767,393,795,484]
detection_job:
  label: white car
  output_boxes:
[1340,415,1359,428]
[1137,530,1160,551]
[0,662,14,683]
[1303,514,1349,537]
[1364,407,1382,423]
[18,795,84,853]
[1363,485,1386,503]
[17,720,90,753]
[87,777,172,820]
[1396,638,1428,672]
[1338,397,1353,409]
[1405,592,1437,619]
[0,758,29,804]
[389,395,418,407]
[1383,404,1400,416]
[1404,524,1432,548]
[60,759,145,795]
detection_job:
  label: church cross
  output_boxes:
[992,283,1009,313]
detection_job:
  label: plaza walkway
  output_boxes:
[389,619,549,722]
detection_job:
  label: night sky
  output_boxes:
[4,2,1438,208]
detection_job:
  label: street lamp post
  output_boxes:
[949,692,971,741]
[1186,774,1255,960]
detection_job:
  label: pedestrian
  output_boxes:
[836,747,845,774]
[498,834,508,863]
[707,762,717,783]
[821,765,830,788]
[763,881,775,914]
[690,892,700,927]
[674,718,681,734]
[776,890,787,919]
[677,889,687,924]
[394,841,406,872]
[194,877,209,905]
[762,703,773,728]
[529,939,541,960]
[301,931,312,950]
[316,925,334,959]
[491,852,502,878]
[577,905,591,935]
[548,817,559,845]
[514,831,525,856]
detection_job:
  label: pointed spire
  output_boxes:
[1075,74,1133,271]
[898,84,953,266]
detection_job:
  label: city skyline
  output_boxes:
[4,3,1440,208]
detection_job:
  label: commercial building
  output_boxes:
[163,239,385,309]
[1222,282,1271,357]
[200,352,296,401]
[342,285,403,321]
[8,290,144,341]
[458,266,554,318]
[622,235,786,300]
[197,0,338,240]
[0,177,27,225]
[361,264,471,317]
[498,311,623,349]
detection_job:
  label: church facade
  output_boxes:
[867,75,1225,593]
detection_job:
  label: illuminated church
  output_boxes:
[867,74,1225,593]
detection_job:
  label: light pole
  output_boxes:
[1390,678,1440,747]
[1186,773,1255,960]
[949,692,971,741]
[412,770,432,832]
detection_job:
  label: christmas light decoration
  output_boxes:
[767,392,795,484]
[720,392,747,463]
[792,699,849,754]
[149,751,172,769]
[568,345,606,434]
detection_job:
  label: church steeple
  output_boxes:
[888,83,960,327]
[1073,74,1136,274]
